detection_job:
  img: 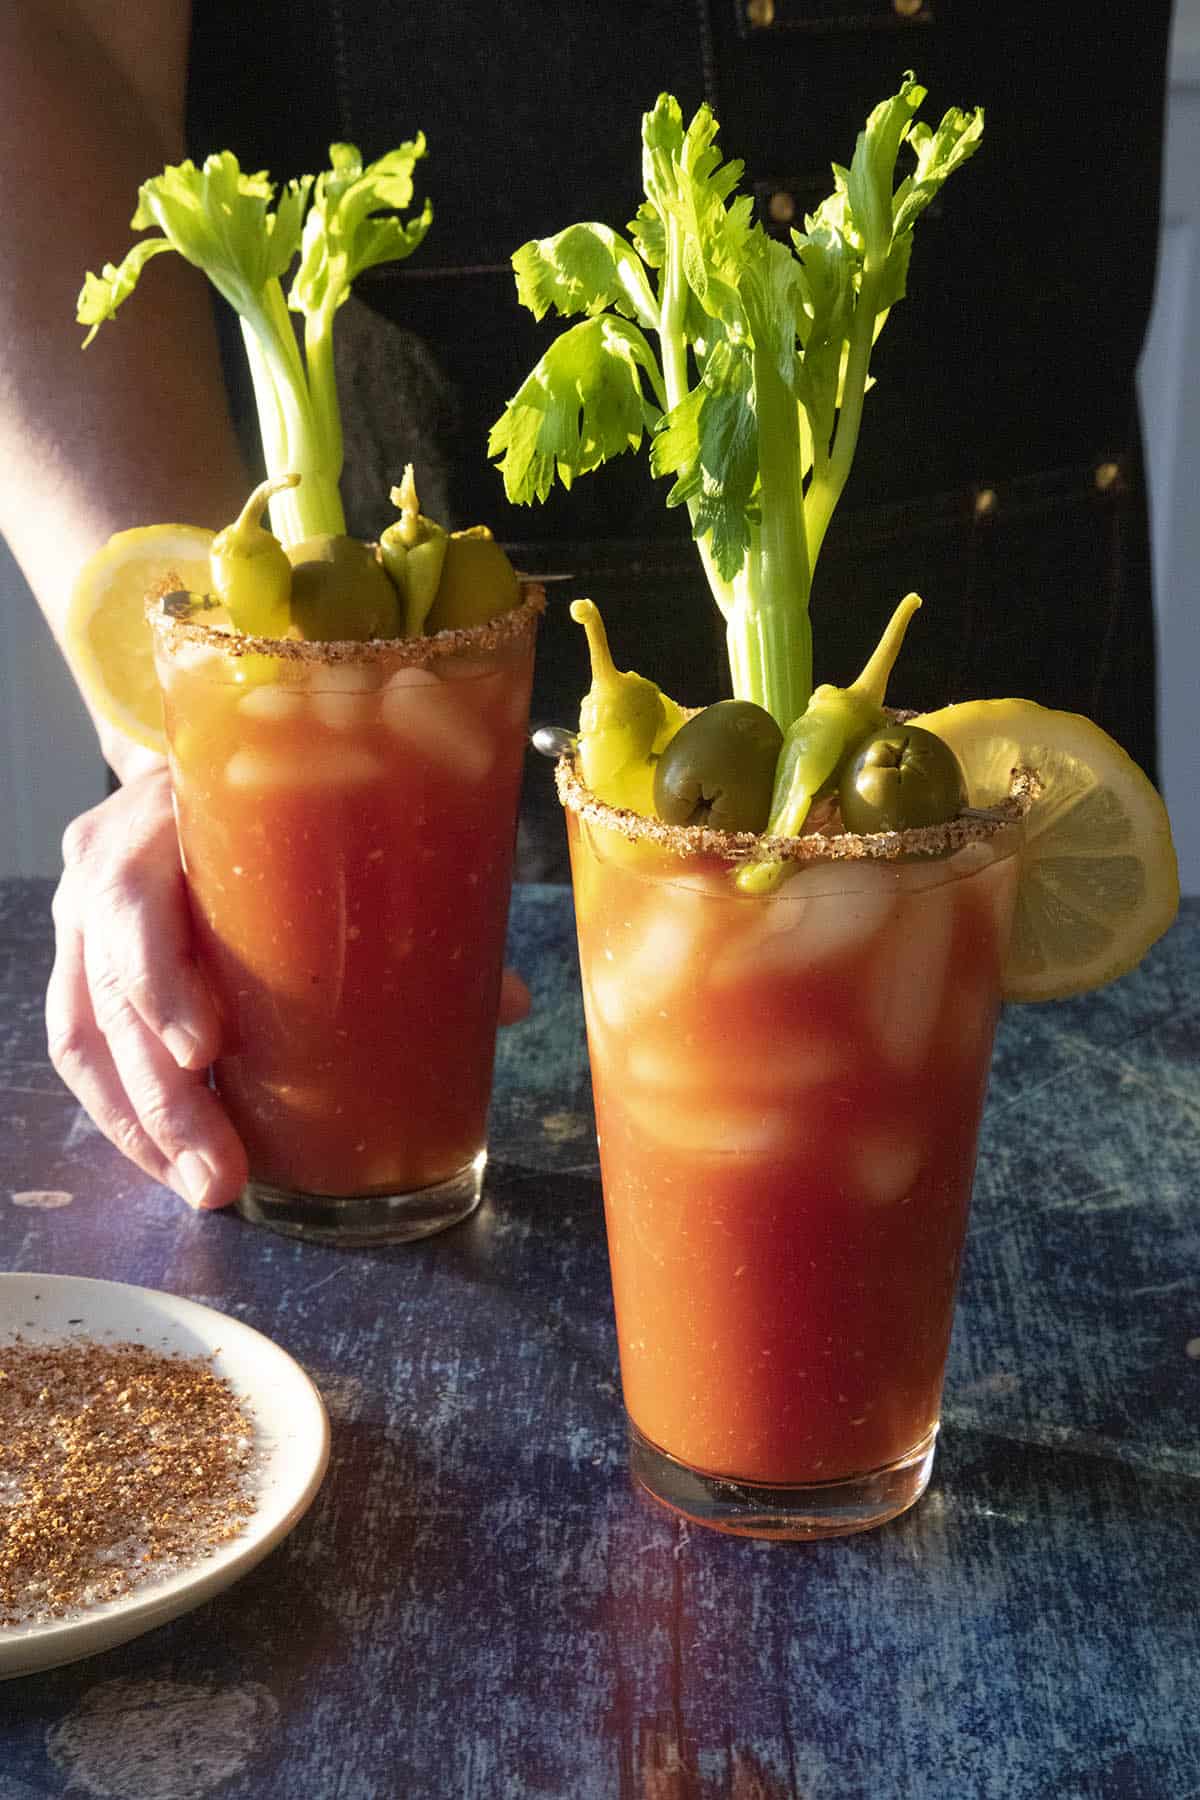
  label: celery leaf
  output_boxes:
[892,107,985,238]
[130,153,311,321]
[651,338,757,580]
[513,224,659,330]
[489,315,663,502]
[77,239,175,346]
[845,76,927,262]
[290,140,432,321]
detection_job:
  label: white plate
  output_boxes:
[0,1273,330,1680]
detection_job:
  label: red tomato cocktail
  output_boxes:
[563,769,1024,1535]
[151,592,540,1243]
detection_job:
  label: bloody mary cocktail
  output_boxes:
[151,592,540,1243]
[73,140,553,1240]
[498,80,1177,1538]
[562,766,1026,1535]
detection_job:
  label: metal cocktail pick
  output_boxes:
[530,725,578,759]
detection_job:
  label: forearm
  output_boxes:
[0,1,250,780]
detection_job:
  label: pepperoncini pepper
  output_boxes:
[737,592,923,894]
[571,598,685,815]
[379,464,447,637]
[209,474,300,637]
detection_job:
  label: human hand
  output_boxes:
[46,765,248,1210]
[47,767,532,1211]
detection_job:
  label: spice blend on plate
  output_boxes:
[0,1339,258,1626]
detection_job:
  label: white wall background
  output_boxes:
[3,15,1199,889]
[0,539,103,878]
[1139,5,1200,895]
[1177,0,1200,53]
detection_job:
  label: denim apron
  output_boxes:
[189,0,1171,875]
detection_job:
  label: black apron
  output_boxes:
[189,0,1170,877]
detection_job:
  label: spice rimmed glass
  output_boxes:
[150,589,542,1245]
[560,757,1028,1537]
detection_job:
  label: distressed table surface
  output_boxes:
[0,879,1196,1800]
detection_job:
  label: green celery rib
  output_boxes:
[241,289,346,546]
[303,308,346,517]
[802,266,881,570]
[726,340,812,728]
[658,213,734,622]
[726,571,812,733]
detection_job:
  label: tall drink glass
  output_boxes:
[150,589,542,1245]
[560,758,1029,1537]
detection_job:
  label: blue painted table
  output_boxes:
[1,879,1196,1799]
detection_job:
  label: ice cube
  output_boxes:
[620,1089,798,1160]
[237,685,306,722]
[312,690,368,730]
[171,637,230,676]
[663,865,728,900]
[311,663,377,693]
[381,668,496,782]
[895,840,991,895]
[583,961,628,1035]
[384,665,442,692]
[616,896,713,1013]
[795,884,899,967]
[710,910,802,989]
[627,1035,848,1098]
[579,885,718,1034]
[581,923,697,1036]
[868,887,955,1072]
[225,744,383,790]
[854,1127,925,1208]
[713,884,897,989]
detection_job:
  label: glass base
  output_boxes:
[235,1151,486,1247]
[627,1419,938,1540]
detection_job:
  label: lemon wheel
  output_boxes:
[66,525,215,753]
[912,699,1179,1002]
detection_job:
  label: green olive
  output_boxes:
[838,724,968,834]
[424,527,520,633]
[285,535,401,642]
[159,589,219,619]
[653,700,784,833]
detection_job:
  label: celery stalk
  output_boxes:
[491,78,984,733]
[78,141,432,550]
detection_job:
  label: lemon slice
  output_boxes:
[911,699,1179,1001]
[66,525,215,752]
